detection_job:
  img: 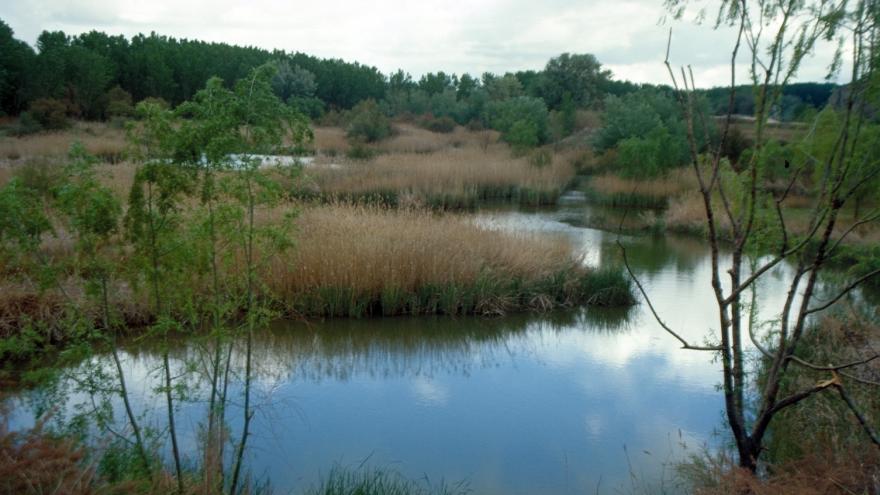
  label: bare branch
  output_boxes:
[618,240,722,352]
[834,380,880,449]
[805,267,880,316]
[788,354,880,372]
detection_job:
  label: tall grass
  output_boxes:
[587,169,698,208]
[301,147,575,208]
[0,202,634,358]
[305,465,468,495]
[268,203,631,316]
[0,122,127,164]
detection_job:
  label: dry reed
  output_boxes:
[0,122,127,165]
[302,147,574,207]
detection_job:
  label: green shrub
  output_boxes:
[346,140,377,160]
[346,99,391,143]
[485,96,548,150]
[28,98,69,130]
[418,114,456,133]
[104,86,134,119]
[11,112,42,136]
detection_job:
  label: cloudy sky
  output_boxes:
[1,0,849,87]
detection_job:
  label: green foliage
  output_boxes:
[28,97,69,130]
[0,178,51,251]
[347,99,391,143]
[594,89,683,152]
[0,19,36,115]
[485,96,548,150]
[13,159,65,198]
[10,112,43,136]
[616,126,688,178]
[103,86,134,119]
[271,60,317,102]
[542,53,610,109]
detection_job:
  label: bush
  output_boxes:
[418,114,456,133]
[136,97,169,111]
[485,96,548,150]
[616,126,687,178]
[28,98,69,130]
[346,140,377,160]
[346,99,390,143]
[10,112,42,136]
[103,86,134,119]
[506,120,540,153]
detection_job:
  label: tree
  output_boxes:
[542,53,611,108]
[346,99,391,142]
[485,96,549,149]
[627,0,880,472]
[0,20,35,115]
[271,60,317,102]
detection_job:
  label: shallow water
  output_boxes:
[8,199,849,494]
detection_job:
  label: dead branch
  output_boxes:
[618,240,721,351]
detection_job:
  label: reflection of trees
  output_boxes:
[240,309,634,382]
[601,234,704,278]
[113,309,632,387]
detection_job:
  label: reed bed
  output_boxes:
[312,124,501,157]
[0,123,127,164]
[302,147,575,208]
[0,203,634,352]
[268,203,614,317]
[587,168,698,208]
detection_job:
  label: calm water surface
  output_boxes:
[10,197,825,494]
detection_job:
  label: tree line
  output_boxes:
[0,17,841,154]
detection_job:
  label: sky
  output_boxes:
[0,0,851,88]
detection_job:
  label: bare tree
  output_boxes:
[625,0,880,471]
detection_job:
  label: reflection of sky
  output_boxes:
[9,205,842,495]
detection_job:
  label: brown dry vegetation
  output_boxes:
[0,201,620,342]
[0,122,127,165]
[269,203,591,316]
[589,168,698,203]
[312,123,501,156]
[302,147,575,207]
[664,189,880,245]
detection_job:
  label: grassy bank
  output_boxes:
[678,312,880,494]
[0,200,633,365]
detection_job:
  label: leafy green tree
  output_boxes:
[483,73,524,101]
[55,144,152,476]
[103,85,134,118]
[485,96,549,148]
[0,20,35,115]
[617,126,687,178]
[542,53,610,109]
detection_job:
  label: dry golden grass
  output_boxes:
[312,124,501,157]
[0,122,127,164]
[590,168,698,200]
[271,203,575,295]
[312,126,350,154]
[0,200,601,333]
[303,146,574,206]
[664,189,880,243]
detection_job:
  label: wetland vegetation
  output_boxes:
[2,0,880,493]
